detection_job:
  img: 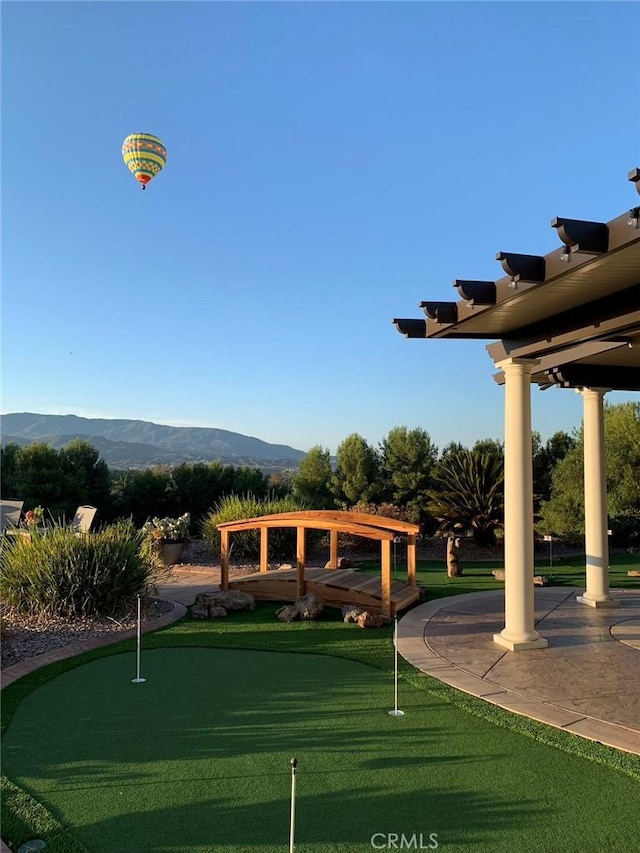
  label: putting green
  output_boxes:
[3,647,639,852]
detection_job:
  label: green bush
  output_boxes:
[0,520,153,618]
[202,493,309,562]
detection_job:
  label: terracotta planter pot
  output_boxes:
[161,542,185,567]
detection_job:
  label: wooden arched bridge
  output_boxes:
[217,510,422,617]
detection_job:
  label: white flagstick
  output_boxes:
[289,757,298,853]
[131,594,146,683]
[388,616,405,717]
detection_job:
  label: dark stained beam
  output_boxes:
[393,318,427,338]
[496,252,545,283]
[419,301,458,324]
[546,365,640,392]
[453,280,496,306]
[629,167,640,195]
[486,285,640,361]
[551,217,609,258]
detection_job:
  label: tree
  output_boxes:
[538,402,640,544]
[380,426,437,523]
[59,439,112,517]
[0,442,21,498]
[332,434,381,506]
[292,446,333,508]
[14,442,67,516]
[427,446,504,547]
[532,430,575,508]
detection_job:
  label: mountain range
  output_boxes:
[0,413,306,471]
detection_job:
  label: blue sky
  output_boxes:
[2,1,639,454]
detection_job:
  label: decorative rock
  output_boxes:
[191,590,255,618]
[492,569,505,581]
[342,605,365,623]
[357,611,386,629]
[628,570,640,577]
[276,604,298,623]
[276,594,324,622]
[325,557,353,569]
[194,590,255,612]
[533,575,549,586]
[295,593,324,620]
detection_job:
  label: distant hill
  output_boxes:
[1,413,306,470]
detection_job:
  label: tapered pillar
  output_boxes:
[494,358,548,651]
[576,388,618,608]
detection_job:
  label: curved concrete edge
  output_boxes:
[611,616,640,650]
[1,599,187,690]
[397,589,640,756]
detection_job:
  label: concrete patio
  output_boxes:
[397,586,640,755]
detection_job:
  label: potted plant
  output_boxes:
[142,512,190,567]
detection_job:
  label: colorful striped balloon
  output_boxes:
[122,133,167,190]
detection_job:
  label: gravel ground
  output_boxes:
[0,598,174,670]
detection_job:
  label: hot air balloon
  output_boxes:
[122,133,167,190]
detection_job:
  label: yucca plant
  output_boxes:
[0,520,153,618]
[202,493,310,562]
[427,448,504,546]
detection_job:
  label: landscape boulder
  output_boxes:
[325,557,353,569]
[276,604,299,623]
[492,569,505,581]
[342,605,365,623]
[533,575,549,586]
[356,611,387,629]
[192,590,255,618]
[276,593,324,622]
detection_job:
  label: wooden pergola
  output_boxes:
[217,510,420,616]
[394,167,640,649]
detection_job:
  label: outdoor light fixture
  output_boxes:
[560,244,572,262]
[551,217,609,256]
[628,206,640,228]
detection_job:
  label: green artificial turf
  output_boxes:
[2,604,640,853]
[354,551,640,599]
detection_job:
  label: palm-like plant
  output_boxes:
[427,447,504,547]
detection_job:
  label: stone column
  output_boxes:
[576,388,618,608]
[494,358,548,651]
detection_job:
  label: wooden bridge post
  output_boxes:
[328,529,339,569]
[296,526,306,598]
[260,527,269,573]
[381,539,392,617]
[407,534,417,586]
[220,529,229,591]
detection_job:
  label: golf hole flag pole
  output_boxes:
[132,594,146,684]
[289,757,298,853]
[388,616,405,717]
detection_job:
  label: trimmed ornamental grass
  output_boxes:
[0,520,152,617]
[2,603,640,853]
[354,551,640,598]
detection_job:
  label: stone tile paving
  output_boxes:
[397,586,640,755]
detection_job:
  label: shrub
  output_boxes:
[0,520,153,618]
[202,493,309,562]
